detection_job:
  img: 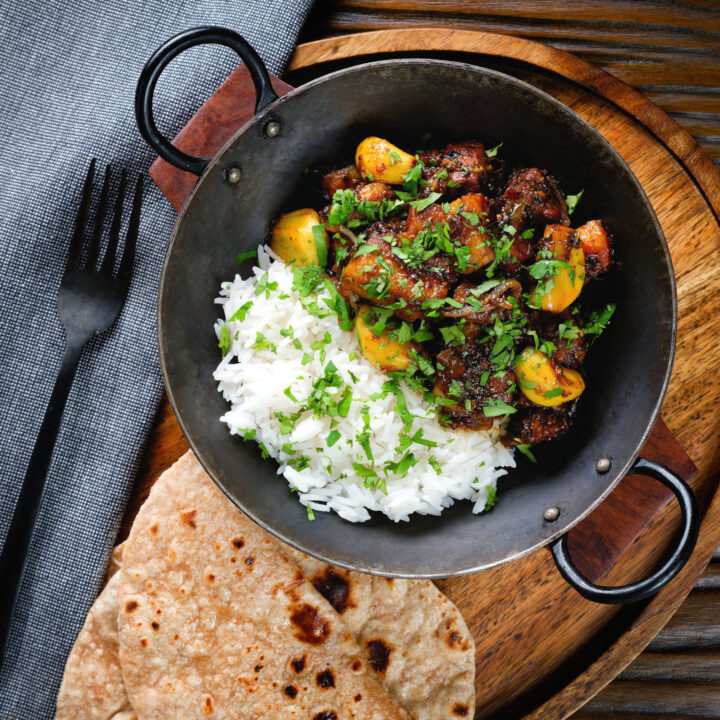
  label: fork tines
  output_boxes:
[65,159,143,284]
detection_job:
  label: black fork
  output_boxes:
[0,160,143,666]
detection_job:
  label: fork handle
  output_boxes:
[0,336,86,667]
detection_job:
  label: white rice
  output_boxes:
[213,246,515,523]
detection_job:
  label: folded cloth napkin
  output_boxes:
[0,2,313,716]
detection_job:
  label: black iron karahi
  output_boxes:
[136,27,697,602]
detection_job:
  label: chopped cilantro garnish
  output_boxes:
[284,386,299,403]
[471,278,502,296]
[516,444,537,463]
[484,486,498,511]
[218,325,231,356]
[383,450,418,477]
[238,427,256,440]
[439,325,465,347]
[482,398,517,417]
[353,461,380,487]
[228,300,252,322]
[306,504,315,521]
[383,379,413,432]
[408,192,442,212]
[326,429,341,447]
[354,243,380,258]
[460,211,480,226]
[566,189,584,215]
[312,224,328,267]
[254,272,278,297]
[252,331,277,353]
[291,264,324,297]
[235,249,258,264]
[584,303,616,341]
[337,387,353,418]
[402,157,424,195]
[485,142,503,158]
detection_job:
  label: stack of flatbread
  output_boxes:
[55,452,475,720]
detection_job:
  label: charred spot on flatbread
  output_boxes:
[366,639,393,674]
[313,712,338,720]
[453,703,469,716]
[316,669,335,688]
[232,537,244,548]
[290,604,331,645]
[124,600,138,614]
[291,655,306,673]
[284,685,298,699]
[446,629,470,651]
[180,509,197,528]
[310,567,353,614]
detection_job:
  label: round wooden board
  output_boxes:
[283,29,720,719]
[131,28,720,720]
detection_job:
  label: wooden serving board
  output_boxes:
[131,29,720,720]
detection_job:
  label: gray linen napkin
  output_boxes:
[0,2,313,716]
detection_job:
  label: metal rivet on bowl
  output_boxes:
[596,457,612,474]
[226,167,242,184]
[543,506,560,522]
[265,121,281,138]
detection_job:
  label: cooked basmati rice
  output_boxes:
[213,246,515,522]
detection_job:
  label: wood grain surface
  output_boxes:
[298,1,720,169]
[135,10,720,720]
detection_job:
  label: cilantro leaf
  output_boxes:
[218,325,231,356]
[439,325,465,347]
[516,444,537,463]
[312,224,328,267]
[584,302,617,340]
[229,300,253,322]
[235,249,258,264]
[402,157,424,195]
[482,398,517,417]
[354,243,380,258]
[408,192,442,212]
[484,485,498,511]
[566,189,584,215]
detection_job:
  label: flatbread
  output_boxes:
[56,451,475,720]
[54,571,137,720]
[117,451,410,720]
[292,553,475,720]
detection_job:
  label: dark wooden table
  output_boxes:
[299,3,720,717]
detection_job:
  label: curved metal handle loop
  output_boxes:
[135,26,278,176]
[551,457,699,604]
